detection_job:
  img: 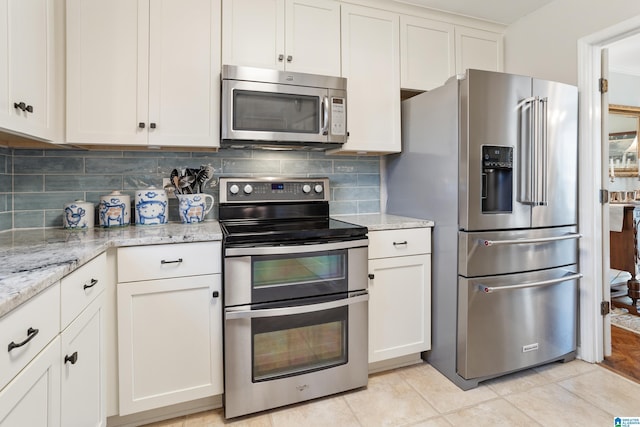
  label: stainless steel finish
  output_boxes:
[386,69,579,390]
[322,96,329,135]
[222,65,346,90]
[457,266,579,379]
[225,239,368,256]
[225,246,368,307]
[479,273,582,293]
[225,293,369,319]
[219,177,330,203]
[224,293,368,419]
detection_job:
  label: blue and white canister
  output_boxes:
[63,200,94,229]
[134,187,168,225]
[99,191,131,227]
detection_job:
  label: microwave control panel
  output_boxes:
[331,97,346,136]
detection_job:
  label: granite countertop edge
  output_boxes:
[0,221,223,319]
[332,213,434,230]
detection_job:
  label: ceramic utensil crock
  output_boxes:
[176,193,215,224]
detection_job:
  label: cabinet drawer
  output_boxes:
[117,241,221,283]
[368,228,431,259]
[61,253,107,330]
[0,282,60,390]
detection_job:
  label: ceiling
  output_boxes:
[392,0,555,25]
[609,33,640,76]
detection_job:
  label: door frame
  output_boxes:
[577,15,640,363]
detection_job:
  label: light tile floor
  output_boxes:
[145,360,639,427]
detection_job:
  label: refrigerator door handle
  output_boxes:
[539,97,549,206]
[479,233,582,247]
[519,96,537,205]
[478,273,582,293]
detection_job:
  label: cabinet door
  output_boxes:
[222,0,285,70]
[340,5,400,154]
[148,0,220,148]
[368,254,431,363]
[61,294,106,427]
[117,274,223,415]
[0,0,62,141]
[285,0,340,76]
[455,26,503,74]
[66,0,148,145]
[0,338,61,427]
[400,15,454,91]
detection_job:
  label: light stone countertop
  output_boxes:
[0,221,222,319]
[333,213,434,231]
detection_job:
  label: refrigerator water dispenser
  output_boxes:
[481,145,513,213]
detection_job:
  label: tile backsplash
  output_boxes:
[2,147,380,231]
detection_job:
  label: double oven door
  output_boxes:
[223,239,368,419]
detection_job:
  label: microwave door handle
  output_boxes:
[321,96,329,135]
[540,97,549,206]
[225,293,369,320]
[478,273,582,293]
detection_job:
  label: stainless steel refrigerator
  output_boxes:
[386,69,581,390]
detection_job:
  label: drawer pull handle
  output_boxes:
[65,351,78,365]
[8,327,39,352]
[161,258,183,265]
[83,278,98,290]
[393,241,408,246]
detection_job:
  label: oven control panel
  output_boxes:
[219,177,330,203]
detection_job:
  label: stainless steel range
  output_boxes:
[219,177,369,419]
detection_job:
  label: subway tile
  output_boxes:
[123,175,165,190]
[44,148,101,157]
[334,159,380,174]
[14,156,84,174]
[124,150,186,159]
[252,150,308,160]
[14,192,85,210]
[330,201,358,215]
[0,156,7,173]
[0,146,10,156]
[222,158,281,174]
[357,174,380,186]
[13,149,44,156]
[281,160,333,175]
[157,158,222,176]
[0,194,8,211]
[13,211,45,229]
[13,175,42,192]
[45,210,63,229]
[86,157,157,174]
[45,175,123,192]
[357,200,381,214]
[326,174,358,187]
[0,211,12,231]
[334,187,380,201]
[0,174,12,191]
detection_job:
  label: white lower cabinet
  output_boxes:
[116,243,223,416]
[0,338,61,427]
[368,228,431,364]
[61,294,106,427]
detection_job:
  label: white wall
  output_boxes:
[504,0,640,84]
[610,72,640,105]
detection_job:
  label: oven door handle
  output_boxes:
[225,238,369,256]
[225,293,369,320]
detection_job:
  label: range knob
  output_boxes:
[314,184,323,193]
[243,184,253,194]
[302,184,311,193]
[229,184,239,195]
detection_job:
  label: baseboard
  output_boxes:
[368,354,423,374]
[106,395,222,427]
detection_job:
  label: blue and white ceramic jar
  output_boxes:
[176,193,215,224]
[134,187,168,225]
[99,191,131,227]
[63,200,94,230]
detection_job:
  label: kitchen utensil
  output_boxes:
[196,165,214,193]
[176,193,215,223]
[134,187,168,225]
[171,169,180,195]
[63,200,94,229]
[178,175,195,194]
[98,191,130,227]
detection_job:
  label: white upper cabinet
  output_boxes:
[66,0,221,148]
[222,0,341,76]
[339,4,401,154]
[455,26,503,74]
[0,0,63,142]
[400,15,455,92]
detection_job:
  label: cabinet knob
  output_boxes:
[278,54,284,62]
[150,122,156,129]
[65,351,78,365]
[287,55,293,63]
[368,274,374,280]
[13,102,33,113]
[138,122,146,129]
[212,291,220,298]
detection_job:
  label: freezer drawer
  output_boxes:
[458,226,579,277]
[457,266,579,380]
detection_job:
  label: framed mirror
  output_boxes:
[609,104,640,177]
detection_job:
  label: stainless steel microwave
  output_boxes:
[221,65,347,150]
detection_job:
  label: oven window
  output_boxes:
[252,306,347,382]
[233,90,320,134]
[253,252,346,288]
